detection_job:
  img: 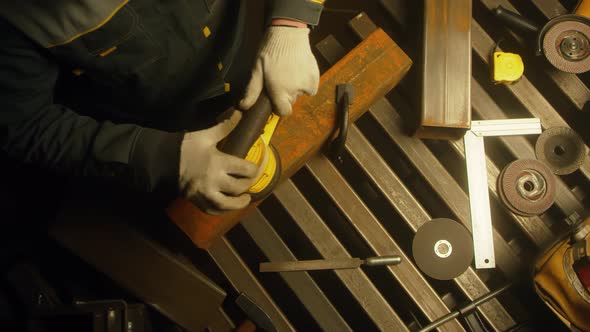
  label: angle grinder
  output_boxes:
[494,1,590,73]
[220,92,281,203]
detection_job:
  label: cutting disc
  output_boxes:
[498,159,556,217]
[535,127,586,175]
[542,19,590,73]
[412,218,473,280]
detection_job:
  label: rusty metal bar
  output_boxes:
[305,155,466,332]
[479,0,590,111]
[273,180,409,331]
[166,28,412,249]
[417,0,472,139]
[471,19,590,181]
[240,210,352,331]
[208,237,295,331]
[471,78,585,216]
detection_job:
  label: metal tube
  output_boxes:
[418,284,513,332]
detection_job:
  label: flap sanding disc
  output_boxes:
[543,20,590,73]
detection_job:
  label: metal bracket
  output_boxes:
[465,119,542,269]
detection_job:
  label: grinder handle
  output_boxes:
[221,93,273,158]
[493,6,540,35]
[575,0,590,18]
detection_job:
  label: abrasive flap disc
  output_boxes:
[543,20,590,73]
[536,127,586,175]
[412,218,473,280]
[498,159,556,217]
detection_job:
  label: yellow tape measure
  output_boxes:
[492,51,524,84]
[245,114,280,194]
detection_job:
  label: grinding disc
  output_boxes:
[535,127,587,175]
[542,19,590,73]
[412,218,473,280]
[498,159,556,216]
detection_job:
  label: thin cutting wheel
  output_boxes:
[412,218,473,280]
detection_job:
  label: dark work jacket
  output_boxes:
[0,0,324,202]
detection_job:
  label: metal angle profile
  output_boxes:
[464,119,542,269]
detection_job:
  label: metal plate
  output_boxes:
[412,219,474,280]
[543,20,590,73]
[498,159,556,216]
[536,127,587,175]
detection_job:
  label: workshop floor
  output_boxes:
[2,1,587,331]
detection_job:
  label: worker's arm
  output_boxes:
[240,1,323,117]
[0,23,183,201]
[0,22,259,212]
[268,0,325,26]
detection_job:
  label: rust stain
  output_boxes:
[166,29,412,249]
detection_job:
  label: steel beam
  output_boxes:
[274,180,409,331]
[166,28,412,249]
[417,0,472,139]
[241,210,351,331]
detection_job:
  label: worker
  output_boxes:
[0,1,323,214]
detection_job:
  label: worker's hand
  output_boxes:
[240,26,320,117]
[179,111,259,214]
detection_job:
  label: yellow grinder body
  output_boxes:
[244,114,280,195]
[220,93,281,201]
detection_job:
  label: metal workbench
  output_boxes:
[205,1,590,330]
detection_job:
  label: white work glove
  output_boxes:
[179,111,259,214]
[240,26,320,117]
